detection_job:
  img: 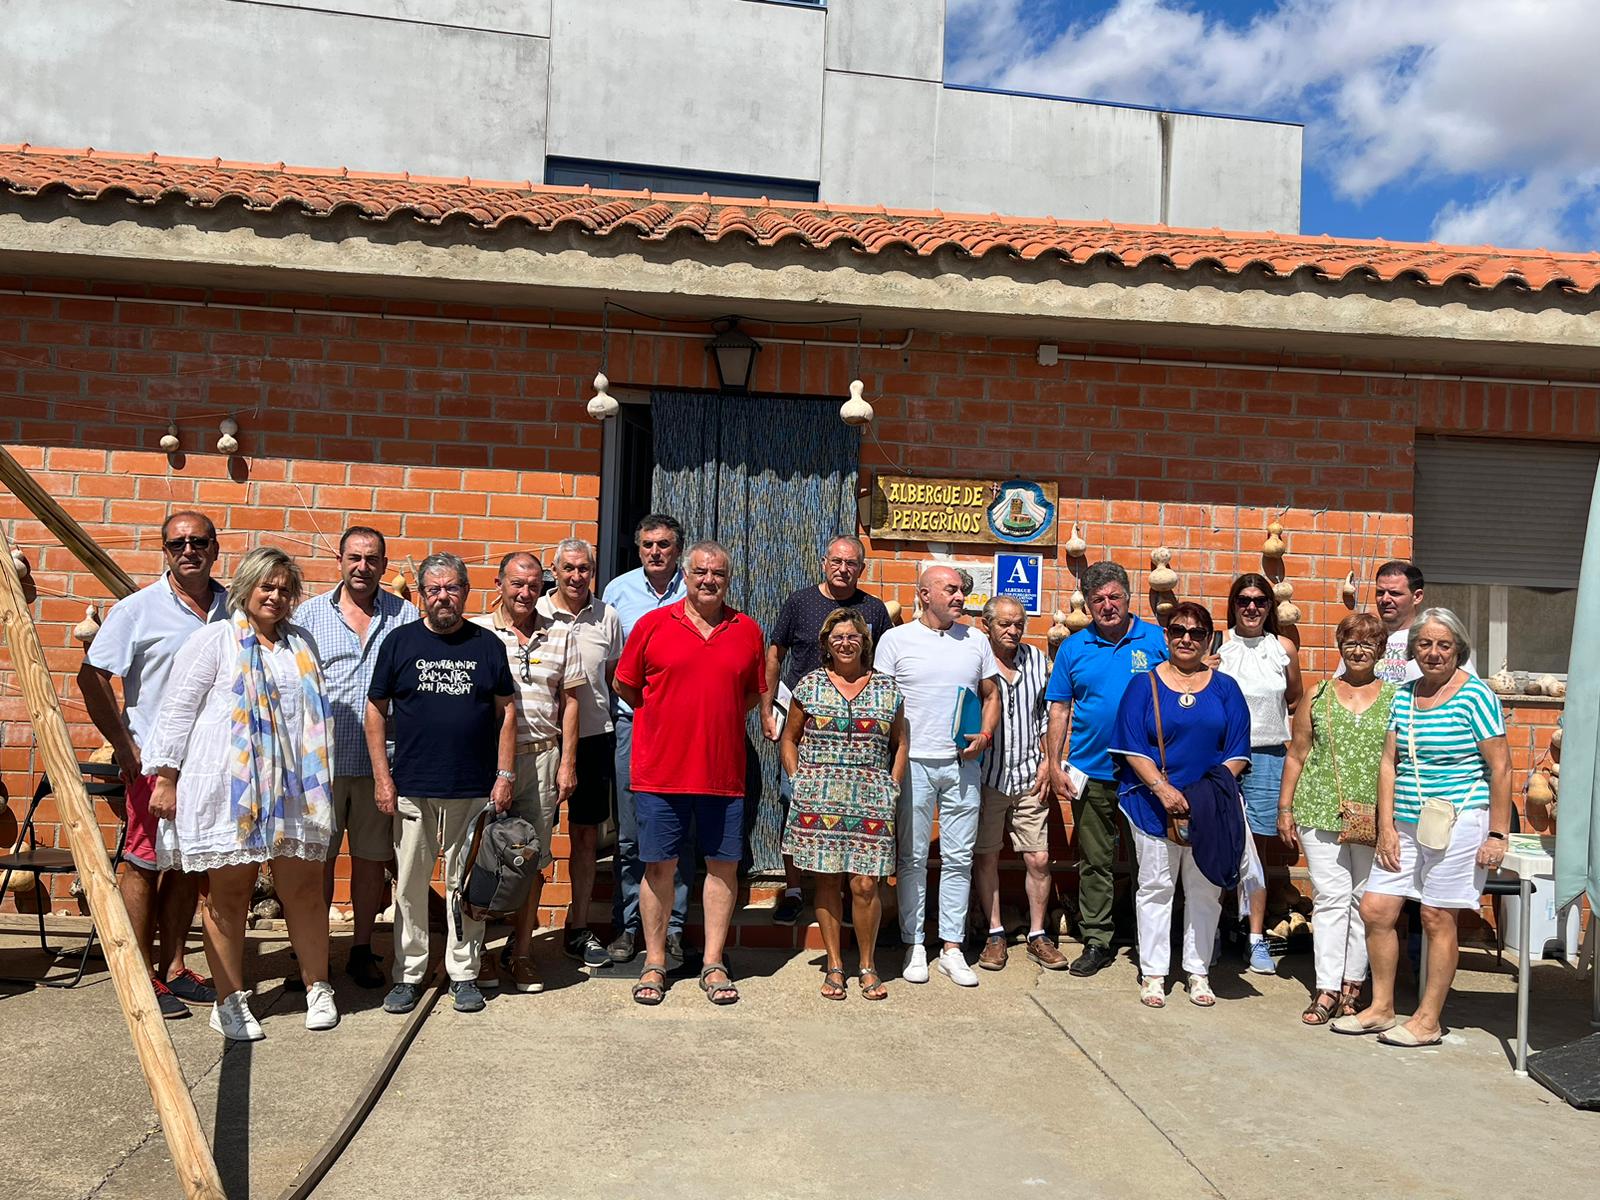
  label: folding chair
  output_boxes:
[0,761,127,987]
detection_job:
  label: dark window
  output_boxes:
[545,157,818,202]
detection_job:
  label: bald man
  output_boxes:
[874,566,1000,987]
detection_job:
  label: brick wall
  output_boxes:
[0,276,1592,929]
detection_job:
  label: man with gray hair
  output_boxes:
[367,552,517,1015]
[1043,560,1168,976]
[537,537,625,967]
[874,565,1000,987]
[761,534,893,924]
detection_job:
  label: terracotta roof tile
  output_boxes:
[3,144,1599,295]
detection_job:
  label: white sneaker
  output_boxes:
[209,990,264,1041]
[305,981,340,1031]
[938,947,980,987]
[903,943,929,984]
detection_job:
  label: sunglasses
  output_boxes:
[164,535,214,553]
[1167,624,1209,642]
[1236,595,1269,609]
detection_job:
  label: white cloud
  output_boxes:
[945,0,1600,250]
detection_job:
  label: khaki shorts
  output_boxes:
[976,783,1051,855]
[512,742,561,869]
[327,776,393,862]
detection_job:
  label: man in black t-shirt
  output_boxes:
[366,551,516,1016]
[759,535,894,924]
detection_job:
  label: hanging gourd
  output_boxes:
[72,604,101,646]
[1148,547,1178,592]
[1272,578,1294,602]
[1263,519,1287,558]
[1048,608,1072,650]
[8,548,29,581]
[1064,523,1088,558]
[1341,571,1357,604]
[1550,725,1564,751]
[1275,600,1301,626]
[1487,662,1518,695]
[391,570,411,600]
[884,599,903,625]
[1065,587,1092,633]
[1528,771,1555,808]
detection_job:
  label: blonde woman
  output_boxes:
[146,546,338,1040]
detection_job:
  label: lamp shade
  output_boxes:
[706,321,761,392]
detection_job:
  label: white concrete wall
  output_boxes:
[0,0,1302,230]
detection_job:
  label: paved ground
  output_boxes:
[3,918,1598,1200]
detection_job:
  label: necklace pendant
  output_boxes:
[1178,692,1196,709]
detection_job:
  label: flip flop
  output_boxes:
[1378,1025,1443,1048]
[1330,1013,1396,1036]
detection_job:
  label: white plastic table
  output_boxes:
[1499,835,1554,1077]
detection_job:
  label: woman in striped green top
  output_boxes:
[1333,608,1511,1048]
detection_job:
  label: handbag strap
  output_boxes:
[1405,690,1426,799]
[1149,670,1168,778]
[1323,681,1347,808]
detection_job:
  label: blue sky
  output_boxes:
[944,0,1600,250]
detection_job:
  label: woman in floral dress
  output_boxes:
[780,608,907,1001]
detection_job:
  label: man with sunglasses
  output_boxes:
[1043,560,1168,977]
[761,535,893,925]
[473,551,583,994]
[601,513,689,963]
[78,511,228,1018]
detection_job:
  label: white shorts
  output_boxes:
[1365,807,1489,910]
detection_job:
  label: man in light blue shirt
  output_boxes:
[1043,560,1168,977]
[600,512,687,963]
[297,525,417,987]
[78,511,229,1019]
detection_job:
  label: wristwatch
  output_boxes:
[495,769,516,781]
[1486,831,1506,841]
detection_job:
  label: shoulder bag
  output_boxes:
[1325,681,1376,846]
[1149,672,1191,845]
[1407,694,1458,851]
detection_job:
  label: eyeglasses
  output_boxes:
[1167,624,1209,642]
[164,535,213,553]
[825,557,863,570]
[828,634,864,645]
[422,584,465,599]
[1341,641,1380,652]
[1236,595,1268,609]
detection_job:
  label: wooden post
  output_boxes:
[0,525,224,1199]
[0,443,137,599]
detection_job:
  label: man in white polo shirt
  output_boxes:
[77,511,228,1019]
[474,551,583,995]
[875,565,1000,987]
[536,537,625,968]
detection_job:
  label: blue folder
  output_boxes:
[951,686,983,745]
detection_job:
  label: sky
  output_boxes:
[943,0,1600,251]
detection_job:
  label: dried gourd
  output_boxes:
[1148,548,1178,591]
[884,599,903,625]
[1065,608,1093,633]
[1048,609,1072,648]
[1550,725,1564,751]
[1548,760,1560,778]
[1263,520,1287,557]
[1341,571,1357,603]
[1534,674,1566,699]
[1275,601,1301,625]
[1272,578,1294,601]
[72,604,101,645]
[1065,524,1088,557]
[1154,597,1177,617]
[9,548,29,579]
[1527,771,1555,807]
[1487,664,1518,695]
[391,570,411,600]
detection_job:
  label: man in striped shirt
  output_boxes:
[972,595,1065,971]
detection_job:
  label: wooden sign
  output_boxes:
[869,476,1058,547]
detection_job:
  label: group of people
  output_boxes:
[78,509,1512,1047]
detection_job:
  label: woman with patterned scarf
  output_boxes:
[146,546,337,1040]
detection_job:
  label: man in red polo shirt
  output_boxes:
[613,540,764,1007]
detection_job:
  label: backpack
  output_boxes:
[456,809,541,924]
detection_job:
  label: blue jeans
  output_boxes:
[611,713,687,936]
[1242,746,1287,838]
[897,757,982,945]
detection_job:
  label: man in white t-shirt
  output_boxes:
[875,566,1000,987]
[1345,561,1476,683]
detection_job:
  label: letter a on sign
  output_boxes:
[993,552,1043,615]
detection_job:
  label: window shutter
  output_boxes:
[1414,436,1599,588]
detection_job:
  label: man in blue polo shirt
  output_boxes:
[1044,560,1167,976]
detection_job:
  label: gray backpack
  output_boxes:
[456,810,541,923]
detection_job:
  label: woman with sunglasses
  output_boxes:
[1276,613,1395,1025]
[1111,602,1251,1009]
[779,608,908,1001]
[1212,573,1302,974]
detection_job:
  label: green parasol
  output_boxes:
[1556,462,1600,917]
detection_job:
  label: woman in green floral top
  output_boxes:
[1277,613,1396,1026]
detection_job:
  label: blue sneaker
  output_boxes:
[1247,939,1277,975]
[450,980,486,1013]
[383,983,421,1014]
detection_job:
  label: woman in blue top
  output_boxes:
[1335,607,1511,1047]
[1111,602,1252,1009]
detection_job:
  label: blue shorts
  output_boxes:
[636,792,745,863]
[1241,746,1287,838]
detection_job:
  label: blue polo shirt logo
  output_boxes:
[1131,650,1149,672]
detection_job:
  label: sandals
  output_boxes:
[821,966,847,1001]
[1336,981,1363,1018]
[1139,976,1166,1008]
[1302,991,1341,1026]
[858,968,887,1001]
[632,964,667,1007]
[698,962,740,1006]
[1187,974,1216,1007]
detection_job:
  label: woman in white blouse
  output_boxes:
[146,546,338,1040]
[1214,573,1301,975]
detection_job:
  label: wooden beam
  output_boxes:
[0,525,223,1199]
[0,444,136,600]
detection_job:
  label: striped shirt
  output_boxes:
[296,584,418,777]
[1388,674,1505,821]
[473,606,584,746]
[981,642,1051,794]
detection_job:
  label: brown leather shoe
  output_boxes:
[509,955,545,994]
[1027,935,1069,970]
[978,934,1008,971]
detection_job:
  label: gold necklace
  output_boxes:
[1169,664,1208,708]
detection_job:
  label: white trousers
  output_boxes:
[393,794,490,985]
[897,758,982,945]
[1130,824,1222,977]
[1299,825,1375,992]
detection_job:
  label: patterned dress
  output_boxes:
[781,668,901,876]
